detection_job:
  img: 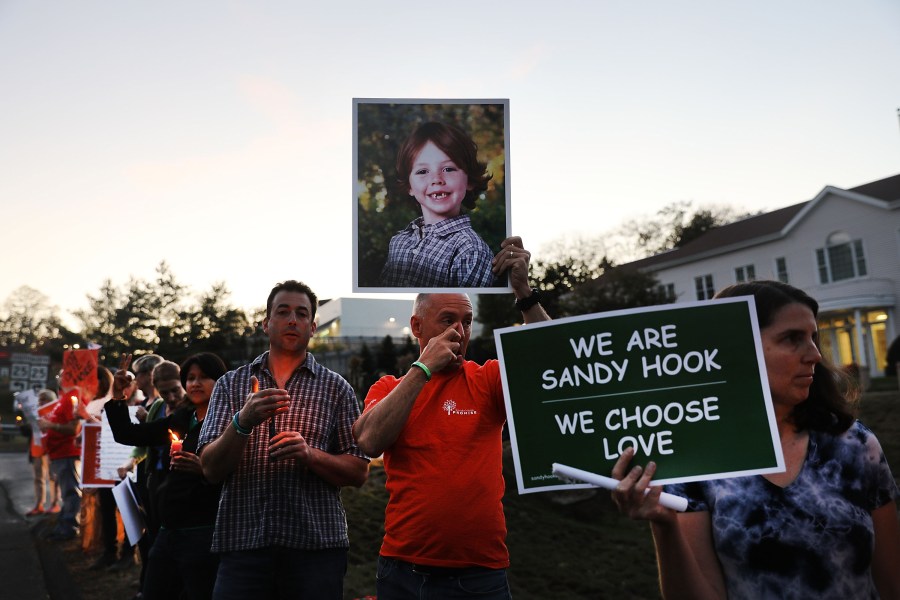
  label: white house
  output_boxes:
[314,297,415,345]
[624,173,900,377]
[313,295,486,347]
[310,296,488,383]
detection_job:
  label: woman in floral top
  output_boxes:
[611,281,900,599]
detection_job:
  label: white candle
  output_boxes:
[551,463,688,512]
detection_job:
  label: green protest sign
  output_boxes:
[495,297,784,494]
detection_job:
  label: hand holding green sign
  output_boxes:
[495,297,784,494]
[552,462,688,511]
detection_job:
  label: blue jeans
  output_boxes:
[49,456,81,535]
[143,527,219,600]
[212,546,347,600]
[376,556,512,600]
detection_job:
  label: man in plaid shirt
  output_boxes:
[199,280,369,599]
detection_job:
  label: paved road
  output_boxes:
[0,451,52,600]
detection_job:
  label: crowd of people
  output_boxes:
[17,234,900,600]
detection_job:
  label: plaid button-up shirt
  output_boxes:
[197,352,366,552]
[380,214,496,288]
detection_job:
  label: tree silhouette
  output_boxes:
[376,335,398,376]
[0,285,78,357]
[67,262,256,364]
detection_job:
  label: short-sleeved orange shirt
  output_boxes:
[365,360,509,568]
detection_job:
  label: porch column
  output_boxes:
[853,308,868,369]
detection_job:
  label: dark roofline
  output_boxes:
[846,173,900,202]
[623,172,899,271]
[625,201,806,270]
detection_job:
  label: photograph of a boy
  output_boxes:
[354,100,509,291]
[381,121,494,288]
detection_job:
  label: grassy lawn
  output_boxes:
[341,389,900,599]
[3,388,896,599]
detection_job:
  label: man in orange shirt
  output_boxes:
[353,236,550,599]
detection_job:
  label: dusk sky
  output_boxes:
[2,1,899,329]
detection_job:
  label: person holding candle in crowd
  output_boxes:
[198,280,369,600]
[106,352,228,600]
[610,281,900,599]
[104,359,184,593]
[118,359,187,589]
[118,360,188,486]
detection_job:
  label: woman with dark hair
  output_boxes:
[106,352,228,600]
[611,281,900,599]
[380,121,496,288]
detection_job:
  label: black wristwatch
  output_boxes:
[514,288,542,312]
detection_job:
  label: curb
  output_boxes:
[31,516,82,600]
[0,462,81,600]
[0,478,52,600]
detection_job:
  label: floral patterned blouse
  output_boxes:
[666,421,898,599]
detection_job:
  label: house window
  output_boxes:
[694,275,715,300]
[816,232,868,283]
[658,283,675,301]
[775,257,788,283]
[734,264,756,283]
